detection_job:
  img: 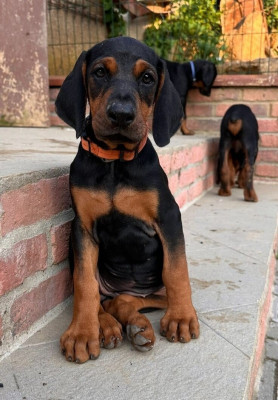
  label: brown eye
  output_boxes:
[94,67,106,78]
[142,72,155,85]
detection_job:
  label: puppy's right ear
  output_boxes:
[55,51,87,138]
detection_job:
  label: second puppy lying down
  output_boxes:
[165,59,217,135]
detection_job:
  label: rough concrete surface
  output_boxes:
[0,126,212,179]
[0,182,277,400]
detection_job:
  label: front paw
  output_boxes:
[160,307,200,343]
[60,322,100,363]
[99,311,123,349]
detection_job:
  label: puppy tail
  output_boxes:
[228,112,242,136]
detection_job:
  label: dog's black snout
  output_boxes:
[107,102,135,127]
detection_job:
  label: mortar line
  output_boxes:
[198,316,250,359]
[198,302,258,314]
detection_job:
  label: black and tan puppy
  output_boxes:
[217,104,259,202]
[165,59,217,135]
[55,37,199,363]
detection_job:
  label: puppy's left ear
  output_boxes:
[152,60,183,147]
[55,51,88,138]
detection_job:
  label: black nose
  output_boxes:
[107,102,135,127]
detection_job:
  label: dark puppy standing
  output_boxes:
[56,37,199,363]
[218,104,259,202]
[165,59,217,135]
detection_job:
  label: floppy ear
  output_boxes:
[55,51,87,138]
[202,62,217,87]
[152,60,184,147]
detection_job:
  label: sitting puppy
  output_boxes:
[165,59,217,135]
[217,104,259,202]
[56,36,199,363]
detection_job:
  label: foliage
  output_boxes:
[143,0,227,63]
[264,0,278,32]
[102,0,126,38]
[0,115,14,126]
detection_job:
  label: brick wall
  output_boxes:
[186,75,278,182]
[0,171,74,358]
[159,138,218,209]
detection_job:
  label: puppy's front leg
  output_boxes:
[60,218,101,363]
[155,204,199,343]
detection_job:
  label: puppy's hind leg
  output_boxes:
[103,294,167,352]
[243,163,258,202]
[218,149,232,196]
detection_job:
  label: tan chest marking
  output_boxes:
[72,186,158,225]
[114,188,158,223]
[71,187,111,229]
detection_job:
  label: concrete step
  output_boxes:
[0,183,277,400]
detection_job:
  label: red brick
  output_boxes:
[255,163,278,178]
[271,103,278,117]
[187,180,204,203]
[186,104,213,117]
[158,153,172,174]
[189,144,207,164]
[49,102,55,113]
[175,190,188,209]
[168,173,179,195]
[187,118,221,133]
[187,175,215,203]
[49,87,60,101]
[260,134,278,147]
[49,76,65,87]
[258,119,278,133]
[11,268,73,336]
[216,103,269,118]
[215,103,233,117]
[179,167,197,188]
[179,157,216,188]
[257,149,278,163]
[0,175,71,236]
[243,88,278,102]
[51,221,72,264]
[188,87,242,102]
[0,234,48,296]
[196,158,215,177]
[171,149,190,171]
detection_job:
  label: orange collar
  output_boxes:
[81,135,148,161]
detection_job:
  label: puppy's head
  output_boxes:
[56,37,183,148]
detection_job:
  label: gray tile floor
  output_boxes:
[1,183,277,400]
